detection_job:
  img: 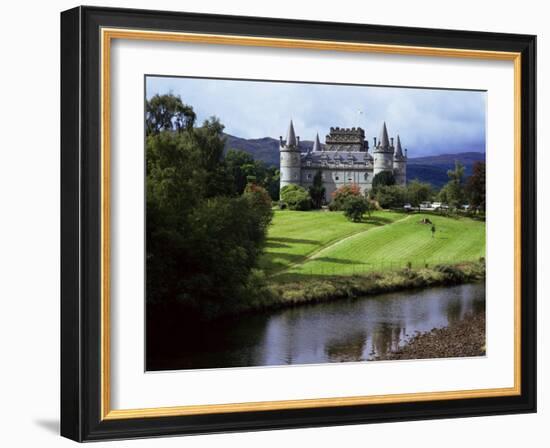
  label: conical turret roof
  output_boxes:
[286,120,297,147]
[379,122,390,148]
[395,135,404,158]
[312,133,322,152]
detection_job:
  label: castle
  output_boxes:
[279,120,407,202]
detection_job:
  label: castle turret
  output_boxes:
[393,134,407,185]
[373,122,395,178]
[312,133,322,152]
[279,120,302,191]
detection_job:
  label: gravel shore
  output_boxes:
[376,313,486,361]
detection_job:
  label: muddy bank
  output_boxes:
[375,312,486,361]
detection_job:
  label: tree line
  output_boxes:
[279,159,485,218]
[146,94,274,318]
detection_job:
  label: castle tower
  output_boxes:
[312,133,322,152]
[373,122,395,178]
[393,134,407,185]
[279,120,302,191]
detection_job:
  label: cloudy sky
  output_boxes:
[146,76,486,157]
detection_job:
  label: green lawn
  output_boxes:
[259,210,405,275]
[260,210,485,281]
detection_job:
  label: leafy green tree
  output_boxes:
[280,184,312,210]
[263,168,280,201]
[225,149,257,194]
[441,161,465,210]
[308,170,326,209]
[374,185,407,209]
[466,161,486,212]
[406,180,433,209]
[372,171,396,190]
[145,95,272,317]
[146,93,196,135]
[342,196,371,222]
[225,149,280,200]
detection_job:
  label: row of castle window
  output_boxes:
[304,173,369,181]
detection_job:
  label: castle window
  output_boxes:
[306,161,311,167]
[348,177,353,182]
[307,174,312,180]
[335,175,339,181]
[364,173,368,181]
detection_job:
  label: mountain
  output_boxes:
[224,134,313,167]
[407,152,485,188]
[224,133,485,188]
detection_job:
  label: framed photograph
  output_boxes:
[60,6,536,442]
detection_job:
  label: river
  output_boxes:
[148,282,485,371]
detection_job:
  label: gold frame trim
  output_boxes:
[100,28,522,421]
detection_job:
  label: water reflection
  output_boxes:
[148,283,485,371]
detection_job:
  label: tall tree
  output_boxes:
[466,161,486,212]
[145,95,272,316]
[440,161,465,210]
[146,93,197,135]
[225,149,257,194]
[406,180,433,209]
[309,170,326,209]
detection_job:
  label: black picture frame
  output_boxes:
[61,5,536,442]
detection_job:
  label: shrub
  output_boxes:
[280,184,312,211]
[330,184,362,211]
[342,196,370,222]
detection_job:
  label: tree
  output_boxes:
[466,161,486,212]
[263,168,280,201]
[225,149,280,200]
[372,171,396,190]
[145,94,272,317]
[374,185,407,209]
[308,170,326,209]
[442,161,465,210]
[342,196,371,222]
[225,149,256,194]
[406,180,433,209]
[330,184,361,211]
[280,184,312,210]
[146,93,196,135]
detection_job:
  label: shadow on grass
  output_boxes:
[268,236,320,245]
[259,252,311,274]
[265,240,291,249]
[362,216,395,225]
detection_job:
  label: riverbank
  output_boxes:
[260,261,485,312]
[148,261,485,325]
[374,312,486,361]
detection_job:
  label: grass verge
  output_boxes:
[246,260,485,313]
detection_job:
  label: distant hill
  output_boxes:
[224,134,312,167]
[407,152,485,188]
[224,133,485,189]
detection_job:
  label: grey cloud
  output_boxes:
[146,76,486,157]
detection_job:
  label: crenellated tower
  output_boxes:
[279,120,302,191]
[373,122,395,178]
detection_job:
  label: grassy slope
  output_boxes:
[259,210,404,275]
[262,211,485,282]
